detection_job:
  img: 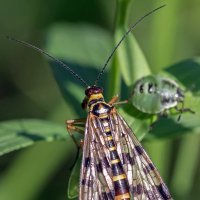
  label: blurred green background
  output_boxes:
[0,0,200,200]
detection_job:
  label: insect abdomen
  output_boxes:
[100,115,130,200]
[131,75,183,114]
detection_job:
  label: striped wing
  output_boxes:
[109,108,172,200]
[79,113,114,200]
[79,108,172,200]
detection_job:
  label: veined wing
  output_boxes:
[79,108,172,200]
[109,108,173,200]
[79,113,115,200]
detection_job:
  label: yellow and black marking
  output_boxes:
[86,92,171,199]
[88,93,130,199]
[100,115,131,200]
[79,85,172,199]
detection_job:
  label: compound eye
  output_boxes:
[81,97,88,109]
[85,88,91,97]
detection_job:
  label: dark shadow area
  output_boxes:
[165,58,200,93]
[146,117,192,140]
[122,103,152,120]
[17,131,46,141]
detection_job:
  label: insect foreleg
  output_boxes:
[113,100,128,106]
[65,118,86,148]
[108,95,119,105]
[109,95,128,106]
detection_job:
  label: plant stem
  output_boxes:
[115,0,131,28]
[107,0,132,98]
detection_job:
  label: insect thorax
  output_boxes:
[90,102,112,117]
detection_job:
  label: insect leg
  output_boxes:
[177,108,195,114]
[109,95,128,106]
[113,100,128,106]
[108,95,119,105]
[176,102,195,121]
[65,118,86,148]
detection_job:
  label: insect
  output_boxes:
[131,75,194,120]
[7,5,173,200]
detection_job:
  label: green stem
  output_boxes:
[107,57,121,99]
[107,0,132,98]
[115,0,131,28]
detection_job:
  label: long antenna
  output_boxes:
[6,36,89,87]
[95,4,166,85]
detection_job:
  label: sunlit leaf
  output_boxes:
[45,23,112,70]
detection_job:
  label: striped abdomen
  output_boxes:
[100,115,130,200]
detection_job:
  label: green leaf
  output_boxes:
[67,151,82,199]
[115,27,151,86]
[45,23,112,69]
[148,1,180,72]
[118,104,152,140]
[165,57,200,93]
[0,119,68,156]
